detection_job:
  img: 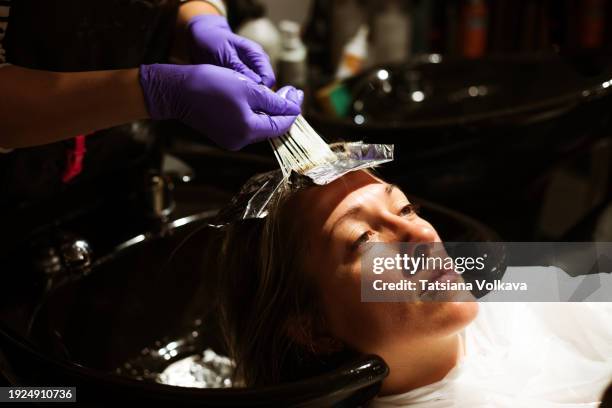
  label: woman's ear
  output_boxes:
[286,315,345,355]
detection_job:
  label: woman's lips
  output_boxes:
[413,268,463,298]
[415,268,458,283]
[432,269,461,283]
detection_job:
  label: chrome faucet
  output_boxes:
[32,233,93,282]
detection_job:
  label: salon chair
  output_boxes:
[0,147,502,406]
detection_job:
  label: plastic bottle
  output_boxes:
[238,11,282,73]
[461,0,488,58]
[277,20,308,89]
[580,0,605,49]
[303,0,334,73]
[330,0,366,69]
[336,25,369,80]
[371,0,412,64]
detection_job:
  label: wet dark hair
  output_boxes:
[205,183,354,387]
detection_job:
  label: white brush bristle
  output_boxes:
[270,115,336,177]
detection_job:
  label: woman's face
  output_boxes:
[293,170,478,358]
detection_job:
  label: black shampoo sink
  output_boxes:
[0,210,388,407]
[0,152,499,406]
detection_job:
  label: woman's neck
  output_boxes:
[378,333,464,396]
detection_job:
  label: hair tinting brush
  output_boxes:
[269,115,337,178]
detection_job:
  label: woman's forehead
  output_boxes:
[298,171,387,226]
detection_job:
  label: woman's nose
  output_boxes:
[384,213,439,243]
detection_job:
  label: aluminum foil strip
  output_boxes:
[214,142,394,224]
[305,142,394,185]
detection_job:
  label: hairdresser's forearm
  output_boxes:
[178,1,222,25]
[171,1,222,62]
[0,66,148,149]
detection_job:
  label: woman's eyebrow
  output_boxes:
[330,205,363,234]
[331,184,397,233]
[385,183,399,195]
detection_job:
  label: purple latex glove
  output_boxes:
[187,14,276,88]
[140,63,303,151]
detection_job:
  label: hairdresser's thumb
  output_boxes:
[247,111,297,143]
[247,82,301,116]
[277,86,305,108]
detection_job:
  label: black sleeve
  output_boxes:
[0,0,10,64]
[3,0,181,71]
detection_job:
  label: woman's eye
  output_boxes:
[400,203,419,217]
[353,231,372,249]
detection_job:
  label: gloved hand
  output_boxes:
[140,63,303,151]
[187,14,276,88]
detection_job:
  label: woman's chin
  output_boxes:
[447,301,479,332]
[423,301,479,337]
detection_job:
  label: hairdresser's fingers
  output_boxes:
[276,86,305,108]
[227,48,263,84]
[247,113,298,142]
[276,85,292,99]
[247,82,301,116]
[287,88,304,107]
[233,34,276,88]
